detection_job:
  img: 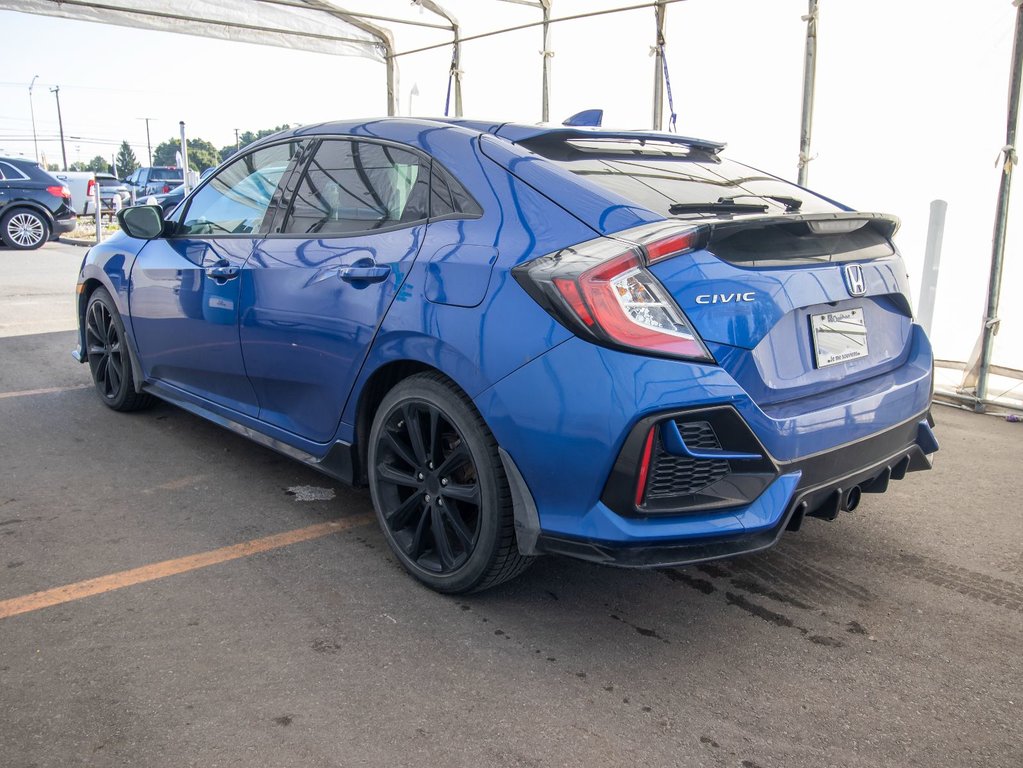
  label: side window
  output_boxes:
[282,140,429,235]
[430,163,482,218]
[179,142,298,236]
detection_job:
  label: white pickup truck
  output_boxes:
[51,171,131,216]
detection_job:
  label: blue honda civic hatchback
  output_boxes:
[74,118,938,593]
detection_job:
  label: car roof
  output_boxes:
[256,118,725,154]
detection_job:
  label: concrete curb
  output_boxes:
[59,237,99,247]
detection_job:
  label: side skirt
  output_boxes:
[142,381,359,486]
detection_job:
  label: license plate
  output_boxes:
[810,307,869,367]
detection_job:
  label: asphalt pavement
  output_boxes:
[1,241,1020,768]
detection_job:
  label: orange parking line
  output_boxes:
[0,515,373,620]
[0,384,92,400]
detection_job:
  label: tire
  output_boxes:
[84,288,155,412]
[1,208,50,250]
[368,372,533,594]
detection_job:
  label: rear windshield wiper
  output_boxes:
[668,201,769,215]
[719,194,804,212]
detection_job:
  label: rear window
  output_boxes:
[150,168,183,181]
[518,136,843,218]
[0,161,31,181]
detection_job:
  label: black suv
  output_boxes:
[0,157,77,249]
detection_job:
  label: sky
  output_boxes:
[0,0,1020,373]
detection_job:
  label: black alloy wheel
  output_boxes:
[84,288,154,412]
[368,373,532,593]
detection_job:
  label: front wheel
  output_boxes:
[84,288,154,412]
[1,209,50,250]
[368,373,533,594]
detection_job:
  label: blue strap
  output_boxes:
[444,47,457,117]
[660,42,678,132]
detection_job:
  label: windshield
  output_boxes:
[518,137,843,218]
[150,168,183,181]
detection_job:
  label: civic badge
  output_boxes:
[843,264,867,297]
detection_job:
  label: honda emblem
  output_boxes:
[843,264,867,297]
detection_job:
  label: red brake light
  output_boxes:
[644,230,702,264]
[86,179,95,197]
[46,185,69,199]
[516,222,713,363]
[552,277,595,326]
[550,248,710,361]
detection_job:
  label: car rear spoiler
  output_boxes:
[703,211,901,240]
[494,125,727,155]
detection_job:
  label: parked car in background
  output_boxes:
[0,156,76,249]
[125,166,183,198]
[52,170,95,216]
[76,119,938,593]
[142,183,185,213]
[82,173,132,216]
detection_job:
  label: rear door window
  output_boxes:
[281,140,429,235]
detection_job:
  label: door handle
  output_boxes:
[205,264,240,281]
[337,265,390,284]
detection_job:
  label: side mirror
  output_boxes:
[117,205,165,240]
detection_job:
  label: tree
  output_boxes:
[86,155,108,174]
[152,137,220,172]
[115,140,139,177]
[218,124,291,162]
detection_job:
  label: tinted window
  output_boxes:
[283,140,429,235]
[0,161,28,181]
[150,168,183,181]
[519,137,842,217]
[430,163,482,218]
[180,142,297,236]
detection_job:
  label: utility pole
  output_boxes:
[28,76,39,163]
[234,128,240,152]
[50,86,67,171]
[138,117,153,166]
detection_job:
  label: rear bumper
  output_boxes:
[532,415,935,568]
[477,326,936,565]
[53,216,77,235]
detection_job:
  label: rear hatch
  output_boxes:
[500,129,916,407]
[644,213,913,406]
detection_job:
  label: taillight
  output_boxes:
[513,222,713,363]
[46,185,70,199]
[86,179,95,197]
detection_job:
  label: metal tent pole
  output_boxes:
[652,0,666,131]
[419,1,462,117]
[977,0,1023,405]
[541,0,552,122]
[497,0,553,123]
[797,0,819,186]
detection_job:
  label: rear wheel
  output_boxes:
[1,209,49,250]
[368,373,532,593]
[85,288,154,412]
